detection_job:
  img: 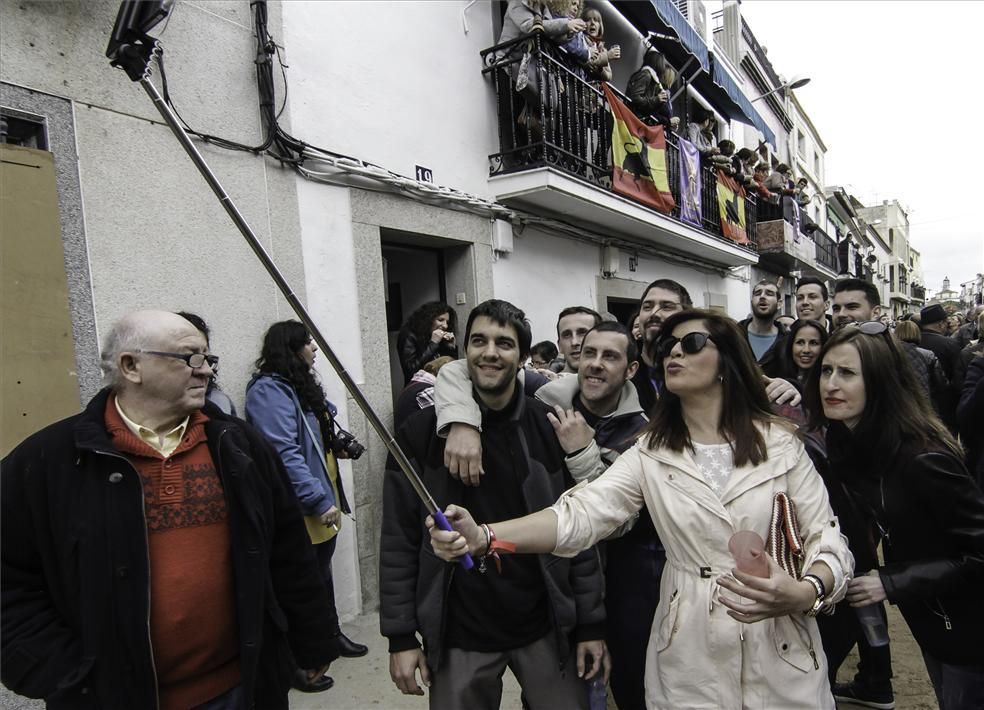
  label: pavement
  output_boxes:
[2,606,936,709]
[291,611,522,709]
[0,612,523,710]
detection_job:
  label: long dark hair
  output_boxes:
[254,320,327,415]
[643,309,778,467]
[404,301,457,346]
[804,327,961,461]
[772,319,828,380]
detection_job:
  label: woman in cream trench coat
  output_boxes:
[428,310,854,710]
[549,422,850,709]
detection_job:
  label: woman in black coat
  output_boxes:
[396,302,458,384]
[805,322,984,709]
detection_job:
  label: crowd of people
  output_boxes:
[494,0,814,220]
[2,275,982,710]
[406,278,983,709]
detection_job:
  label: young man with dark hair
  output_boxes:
[739,279,787,368]
[556,306,603,374]
[832,278,882,329]
[795,277,831,330]
[536,322,656,710]
[632,279,692,413]
[381,300,606,709]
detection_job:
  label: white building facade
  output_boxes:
[1,0,844,614]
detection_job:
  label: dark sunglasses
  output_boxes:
[845,321,887,335]
[656,332,713,360]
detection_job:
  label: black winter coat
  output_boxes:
[379,396,606,672]
[1,389,340,710]
[827,424,984,665]
[738,317,789,377]
[397,329,458,384]
[958,355,984,488]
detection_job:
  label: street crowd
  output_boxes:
[2,271,982,710]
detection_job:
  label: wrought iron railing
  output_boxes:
[481,33,757,249]
[813,226,837,272]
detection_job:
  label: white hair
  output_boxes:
[101,310,201,389]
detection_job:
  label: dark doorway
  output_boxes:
[381,242,448,404]
[606,297,639,330]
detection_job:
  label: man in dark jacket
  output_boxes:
[536,322,654,710]
[959,354,984,488]
[739,278,789,374]
[953,305,983,349]
[920,304,962,429]
[1,310,339,710]
[381,300,606,709]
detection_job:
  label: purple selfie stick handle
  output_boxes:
[432,508,474,570]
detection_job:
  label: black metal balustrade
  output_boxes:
[813,226,837,272]
[481,33,757,250]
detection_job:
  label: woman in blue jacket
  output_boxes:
[246,320,367,693]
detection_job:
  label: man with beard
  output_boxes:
[633,278,800,412]
[381,300,606,709]
[795,276,832,331]
[538,323,656,710]
[739,279,788,371]
[556,306,603,375]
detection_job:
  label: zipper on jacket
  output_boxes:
[94,448,161,710]
[927,598,952,630]
[789,615,819,670]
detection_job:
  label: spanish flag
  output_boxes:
[603,84,675,215]
[715,170,749,244]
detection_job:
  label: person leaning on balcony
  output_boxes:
[625,48,680,131]
[795,177,812,208]
[733,147,758,188]
[581,4,620,82]
[752,163,780,204]
[717,140,737,175]
[765,163,796,195]
[497,0,587,91]
[686,109,732,172]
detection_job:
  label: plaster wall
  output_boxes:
[280,0,499,199]
[0,0,308,413]
[492,229,752,344]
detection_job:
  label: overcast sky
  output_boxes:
[740,0,984,296]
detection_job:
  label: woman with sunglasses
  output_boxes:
[428,309,852,708]
[804,322,984,709]
[244,320,367,693]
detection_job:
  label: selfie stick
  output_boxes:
[106,16,473,569]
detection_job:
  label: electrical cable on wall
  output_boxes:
[156,0,750,277]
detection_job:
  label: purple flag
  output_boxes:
[678,138,702,226]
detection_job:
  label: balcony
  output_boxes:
[480,33,758,268]
[755,198,838,277]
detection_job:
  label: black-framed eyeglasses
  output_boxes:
[136,350,219,371]
[846,321,888,335]
[656,332,714,360]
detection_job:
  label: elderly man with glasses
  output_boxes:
[1,310,340,710]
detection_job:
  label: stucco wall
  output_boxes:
[0,0,309,413]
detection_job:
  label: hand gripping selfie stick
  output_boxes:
[106,1,473,569]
